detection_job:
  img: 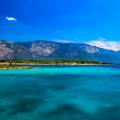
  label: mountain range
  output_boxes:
[0,40,120,63]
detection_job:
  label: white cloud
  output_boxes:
[6,17,16,21]
[87,38,120,51]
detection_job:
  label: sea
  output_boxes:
[0,65,120,120]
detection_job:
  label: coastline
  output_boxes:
[0,65,32,70]
[0,63,111,70]
[14,63,111,66]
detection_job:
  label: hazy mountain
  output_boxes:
[0,40,120,63]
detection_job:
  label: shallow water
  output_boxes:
[0,65,120,120]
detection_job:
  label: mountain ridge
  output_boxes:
[0,40,119,63]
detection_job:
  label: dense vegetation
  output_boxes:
[0,60,110,65]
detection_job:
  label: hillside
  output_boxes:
[0,40,119,63]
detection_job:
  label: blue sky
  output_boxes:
[1,0,120,43]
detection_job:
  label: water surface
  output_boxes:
[0,65,120,120]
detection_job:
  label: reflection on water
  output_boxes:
[0,66,120,120]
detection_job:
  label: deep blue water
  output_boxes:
[0,65,120,120]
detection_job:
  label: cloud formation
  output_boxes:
[6,17,16,21]
[87,38,120,51]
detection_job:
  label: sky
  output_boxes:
[1,0,120,49]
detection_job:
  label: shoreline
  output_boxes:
[0,65,32,70]
[0,63,111,70]
[12,62,111,66]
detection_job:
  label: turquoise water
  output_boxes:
[0,65,120,120]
